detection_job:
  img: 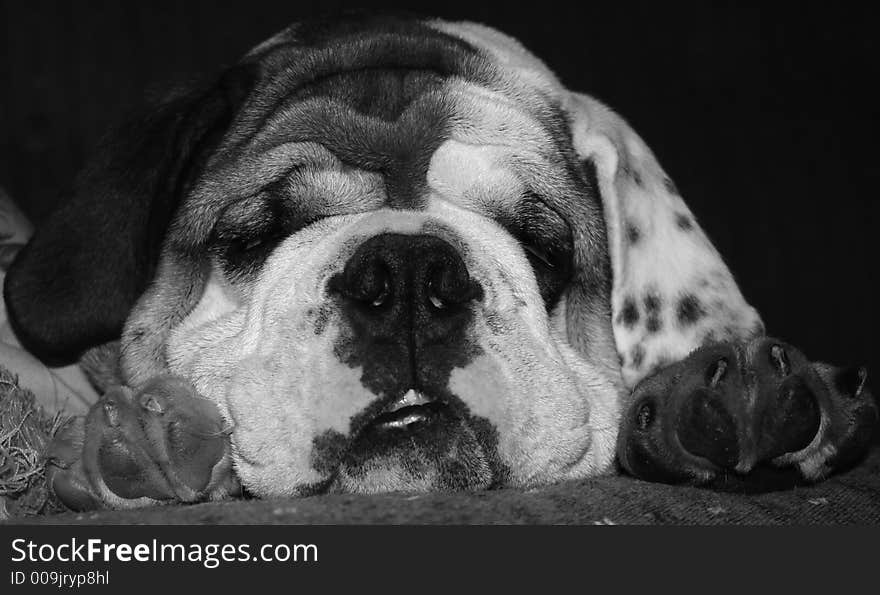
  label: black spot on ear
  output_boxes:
[632,170,643,187]
[642,291,663,333]
[618,352,626,367]
[646,314,663,333]
[644,291,662,314]
[625,221,641,244]
[310,305,332,336]
[675,213,693,231]
[630,345,645,369]
[618,297,640,328]
[663,177,679,195]
[676,294,705,327]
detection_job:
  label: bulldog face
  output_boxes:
[92,20,626,496]
[121,56,622,495]
[8,17,765,500]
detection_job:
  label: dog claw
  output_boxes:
[140,394,165,414]
[102,401,120,427]
[836,366,869,399]
[707,357,728,388]
[771,344,790,376]
[855,367,868,397]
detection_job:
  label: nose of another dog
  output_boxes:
[329,233,484,333]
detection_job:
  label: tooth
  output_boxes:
[399,389,426,407]
[404,389,422,405]
[385,389,431,413]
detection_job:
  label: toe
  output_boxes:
[755,375,821,461]
[49,467,101,512]
[45,417,102,511]
[82,387,178,502]
[676,387,740,469]
[135,376,229,497]
[45,416,86,468]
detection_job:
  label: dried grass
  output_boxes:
[0,368,68,518]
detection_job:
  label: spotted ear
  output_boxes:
[563,93,764,389]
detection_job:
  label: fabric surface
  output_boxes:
[1,358,879,524]
[13,448,880,525]
[1,317,879,524]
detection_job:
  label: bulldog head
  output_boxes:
[4,16,760,496]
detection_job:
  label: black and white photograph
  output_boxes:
[0,0,877,583]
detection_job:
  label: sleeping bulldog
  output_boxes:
[3,15,875,509]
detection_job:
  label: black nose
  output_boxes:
[330,234,482,339]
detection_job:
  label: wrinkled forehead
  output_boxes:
[171,18,583,247]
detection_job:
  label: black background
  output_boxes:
[0,1,877,375]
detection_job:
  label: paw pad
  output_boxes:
[616,338,872,491]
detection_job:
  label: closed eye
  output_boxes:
[237,236,270,253]
[500,193,574,308]
[522,242,556,269]
[210,194,296,279]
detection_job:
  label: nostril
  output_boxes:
[426,280,446,310]
[425,255,483,309]
[333,234,483,318]
[359,261,390,304]
[334,259,393,306]
[370,276,391,307]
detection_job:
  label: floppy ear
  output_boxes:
[3,66,256,365]
[562,93,764,389]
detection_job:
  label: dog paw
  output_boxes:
[616,337,878,491]
[45,376,239,511]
